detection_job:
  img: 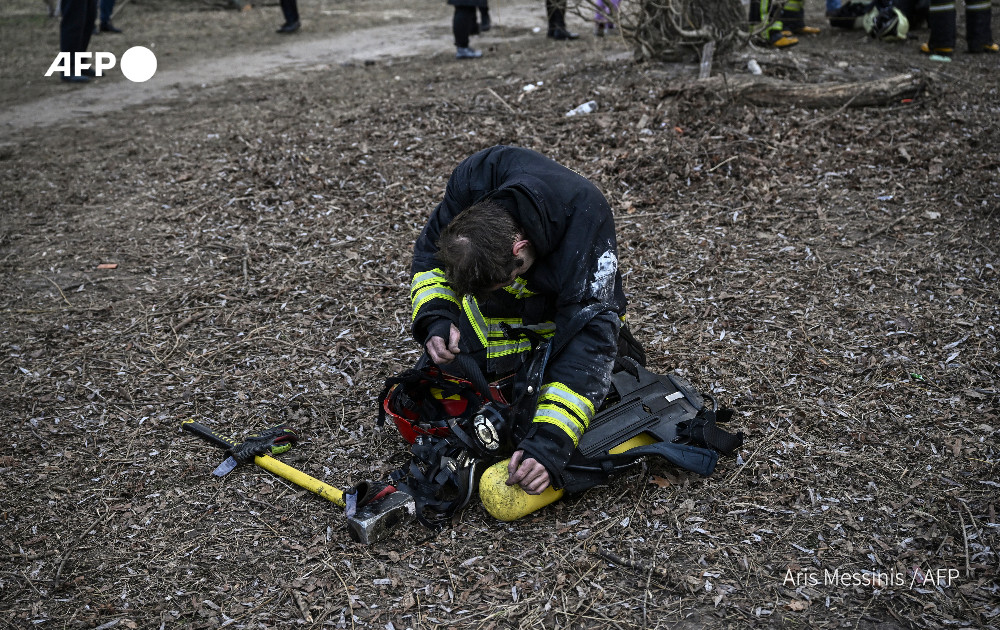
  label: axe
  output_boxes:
[180,419,346,507]
[180,420,413,542]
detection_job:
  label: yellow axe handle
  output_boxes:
[253,454,346,508]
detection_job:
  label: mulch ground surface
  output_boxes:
[1,1,998,628]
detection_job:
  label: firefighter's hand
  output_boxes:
[425,324,461,365]
[507,450,551,495]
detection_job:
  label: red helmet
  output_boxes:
[379,366,509,444]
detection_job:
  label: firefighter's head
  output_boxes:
[436,200,535,300]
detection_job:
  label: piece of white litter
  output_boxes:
[565,100,597,117]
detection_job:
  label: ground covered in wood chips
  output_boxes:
[1,0,999,628]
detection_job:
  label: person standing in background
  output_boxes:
[545,0,579,39]
[96,0,122,33]
[449,0,486,58]
[780,0,822,33]
[748,0,800,47]
[922,0,998,57]
[60,0,97,82]
[594,0,618,36]
[479,2,491,31]
[277,0,300,33]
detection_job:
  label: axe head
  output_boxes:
[346,489,416,544]
[213,456,239,477]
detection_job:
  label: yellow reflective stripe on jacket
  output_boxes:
[503,276,536,299]
[462,294,555,358]
[534,382,596,446]
[462,295,490,347]
[411,268,458,320]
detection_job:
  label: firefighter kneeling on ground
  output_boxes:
[370,145,741,533]
[407,144,645,498]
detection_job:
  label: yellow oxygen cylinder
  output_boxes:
[480,432,658,521]
[479,459,564,521]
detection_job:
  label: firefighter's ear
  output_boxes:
[512,238,532,258]
[511,239,534,272]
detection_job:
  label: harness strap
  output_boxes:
[446,417,481,452]
[448,353,497,403]
[678,410,744,457]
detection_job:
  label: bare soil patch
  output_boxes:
[1,1,998,628]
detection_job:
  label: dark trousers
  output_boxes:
[98,0,114,24]
[280,0,299,24]
[453,5,477,47]
[60,0,97,75]
[545,0,567,29]
[928,0,993,50]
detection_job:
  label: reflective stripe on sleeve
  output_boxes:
[533,382,597,446]
[534,407,584,445]
[411,268,458,320]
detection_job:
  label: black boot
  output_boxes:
[924,0,956,52]
[966,2,994,52]
[548,26,579,39]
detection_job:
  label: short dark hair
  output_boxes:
[436,200,522,299]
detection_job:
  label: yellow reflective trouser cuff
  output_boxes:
[411,269,458,321]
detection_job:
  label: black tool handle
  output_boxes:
[181,419,235,450]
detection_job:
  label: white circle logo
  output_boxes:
[119,46,157,83]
